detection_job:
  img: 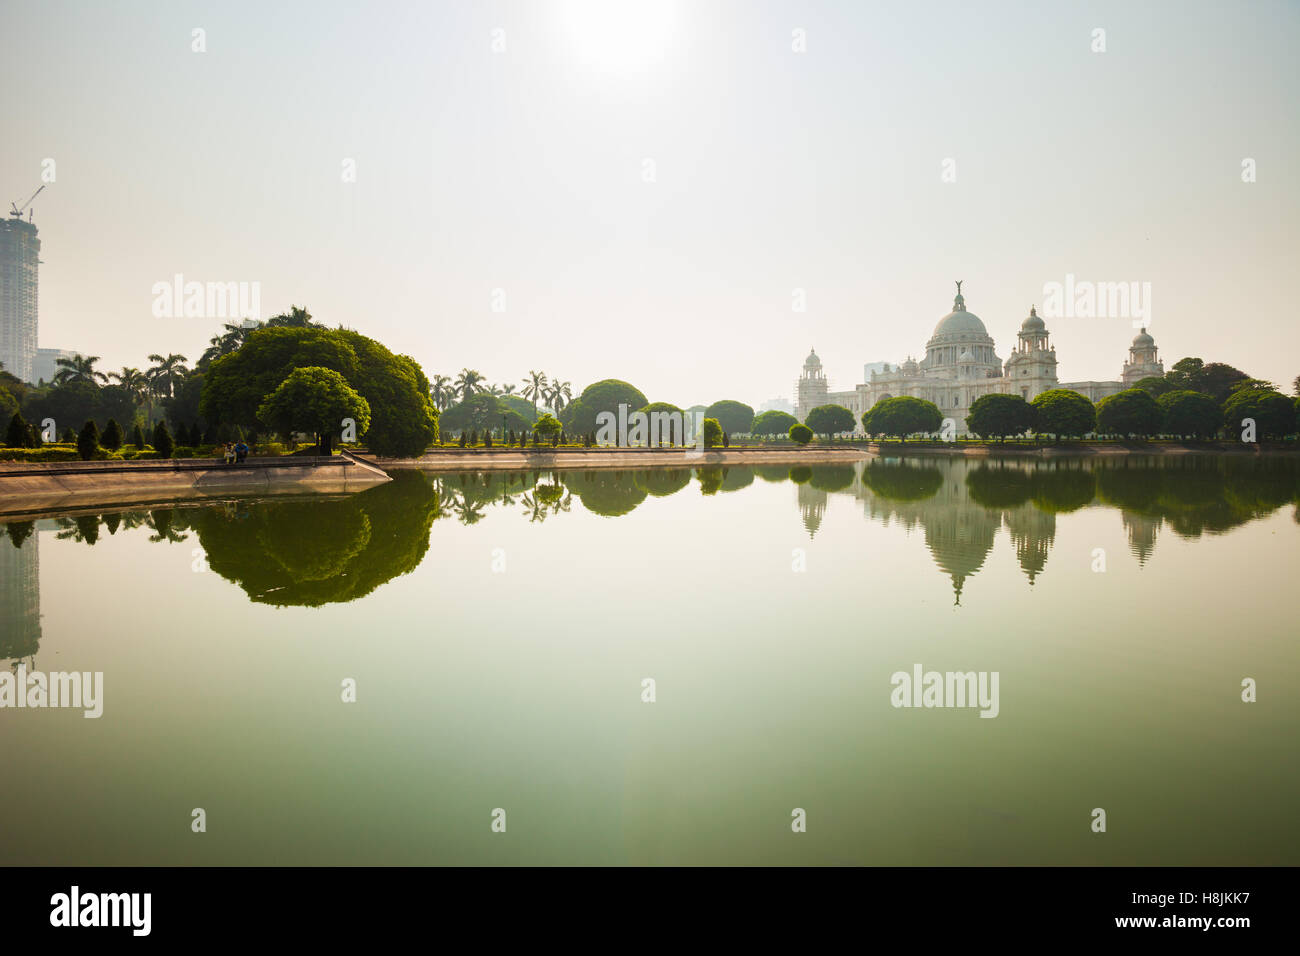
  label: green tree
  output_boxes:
[0,385,16,423]
[705,400,755,434]
[965,393,1035,440]
[561,379,649,436]
[702,417,724,448]
[256,366,373,455]
[1096,388,1162,438]
[152,420,175,459]
[1157,390,1220,439]
[750,409,797,437]
[53,354,107,385]
[1030,389,1096,439]
[130,423,146,448]
[534,412,562,442]
[77,419,100,460]
[522,370,549,416]
[1223,388,1295,440]
[789,423,813,445]
[5,411,28,448]
[637,402,686,445]
[101,418,124,451]
[199,325,437,457]
[805,403,856,437]
[439,392,529,437]
[862,396,943,439]
[454,368,486,401]
[1132,376,1175,399]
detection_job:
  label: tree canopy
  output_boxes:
[862,396,942,439]
[560,379,649,434]
[1096,388,1162,438]
[966,393,1035,440]
[439,392,530,436]
[1157,390,1220,439]
[805,403,856,437]
[257,366,372,453]
[750,409,797,436]
[1031,389,1095,438]
[200,326,437,457]
[704,400,755,434]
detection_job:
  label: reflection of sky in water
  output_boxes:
[2,455,1297,865]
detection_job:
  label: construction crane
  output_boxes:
[9,184,45,220]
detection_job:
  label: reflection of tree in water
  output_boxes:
[789,466,812,484]
[521,479,572,523]
[861,460,943,501]
[1095,456,1300,558]
[797,482,827,538]
[194,471,439,606]
[753,465,792,483]
[561,470,647,516]
[808,465,855,493]
[966,462,1096,514]
[635,468,691,497]
[696,466,724,495]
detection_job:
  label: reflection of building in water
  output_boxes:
[797,483,827,538]
[851,458,1057,603]
[1004,505,1055,584]
[1121,511,1161,565]
[0,531,41,662]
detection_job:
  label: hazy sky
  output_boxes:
[3,0,1297,405]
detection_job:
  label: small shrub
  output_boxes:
[789,423,813,445]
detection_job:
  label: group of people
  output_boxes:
[221,441,249,465]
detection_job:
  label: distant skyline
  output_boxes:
[2,0,1297,407]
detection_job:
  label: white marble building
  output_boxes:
[795,282,1163,433]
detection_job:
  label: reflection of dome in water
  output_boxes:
[923,508,998,605]
[797,483,828,538]
[1003,504,1056,584]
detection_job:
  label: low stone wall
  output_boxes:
[0,453,391,515]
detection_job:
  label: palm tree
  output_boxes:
[109,367,149,417]
[430,375,453,412]
[500,383,517,395]
[545,380,572,416]
[488,384,504,397]
[454,368,485,401]
[53,354,107,385]
[522,370,549,415]
[265,305,314,328]
[146,353,189,400]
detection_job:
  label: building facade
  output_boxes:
[0,218,40,383]
[795,282,1163,433]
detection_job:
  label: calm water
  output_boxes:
[1,454,1297,865]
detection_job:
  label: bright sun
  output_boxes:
[559,0,679,73]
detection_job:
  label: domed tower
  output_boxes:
[1003,305,1059,400]
[1122,328,1163,386]
[919,282,1002,427]
[796,347,829,421]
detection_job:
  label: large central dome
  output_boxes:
[929,283,990,340]
[932,309,989,337]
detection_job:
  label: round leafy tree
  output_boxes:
[966,393,1035,441]
[637,402,686,446]
[200,325,436,457]
[256,366,372,455]
[704,400,755,434]
[1157,390,1220,439]
[751,409,797,436]
[1031,389,1095,439]
[702,417,724,448]
[1096,388,1162,438]
[805,404,856,437]
[1223,388,1295,439]
[560,379,649,436]
[862,396,942,439]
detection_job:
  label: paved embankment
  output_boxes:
[0,451,391,515]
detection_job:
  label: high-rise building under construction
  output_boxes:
[0,216,40,383]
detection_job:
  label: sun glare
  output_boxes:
[559,0,679,73]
